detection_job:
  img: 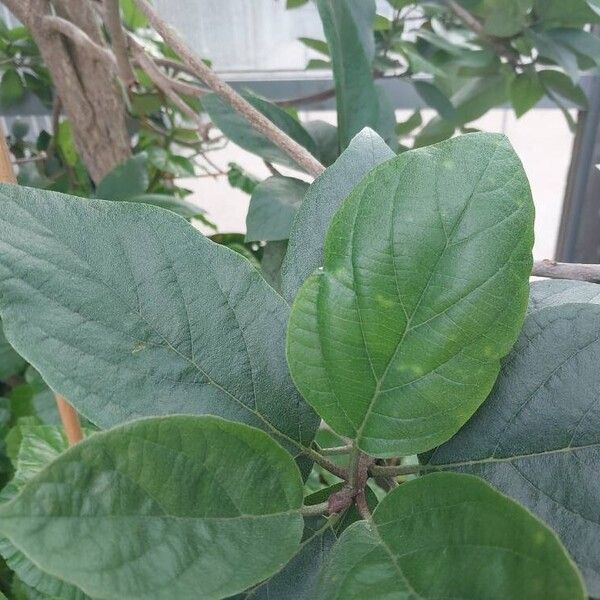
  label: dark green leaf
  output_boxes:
[528,279,600,314]
[227,162,259,195]
[0,69,24,108]
[298,37,330,56]
[481,0,532,37]
[539,69,588,108]
[535,0,600,25]
[315,473,585,599]
[95,153,149,201]
[127,193,208,221]
[203,92,318,171]
[414,80,456,120]
[316,0,396,149]
[0,416,305,600]
[0,320,25,380]
[261,241,288,294]
[287,133,534,457]
[246,176,308,242]
[426,297,600,595]
[281,128,394,302]
[0,186,319,456]
[303,120,339,167]
[510,71,545,117]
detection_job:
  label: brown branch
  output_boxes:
[41,16,117,67]
[532,260,600,283]
[131,41,204,129]
[104,0,136,87]
[445,0,520,67]
[55,394,84,445]
[133,0,325,177]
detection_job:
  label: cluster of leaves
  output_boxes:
[0,128,598,599]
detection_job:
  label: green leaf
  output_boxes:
[261,241,288,294]
[299,37,330,56]
[246,176,308,242]
[227,162,259,195]
[203,92,318,172]
[303,120,339,167]
[425,296,600,595]
[120,0,147,29]
[147,148,194,176]
[545,28,600,67]
[528,279,600,314]
[395,110,422,136]
[287,0,309,7]
[287,133,534,457]
[539,69,588,108]
[510,71,545,117]
[281,128,394,302]
[54,121,78,167]
[535,0,600,25]
[481,0,532,37]
[528,30,580,83]
[414,80,456,120]
[0,415,305,600]
[95,153,149,201]
[0,185,319,457]
[316,0,396,149]
[315,473,585,599]
[126,193,208,221]
[0,320,25,380]
[0,69,24,108]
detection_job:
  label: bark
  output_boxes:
[5,0,130,183]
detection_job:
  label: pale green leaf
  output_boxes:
[315,473,585,599]
[95,153,149,201]
[245,176,308,242]
[202,92,318,172]
[287,133,534,457]
[0,185,318,457]
[0,416,304,600]
[510,71,545,117]
[281,128,394,302]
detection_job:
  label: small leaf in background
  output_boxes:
[426,285,600,596]
[127,193,209,222]
[0,69,24,108]
[414,80,456,120]
[246,176,308,242]
[539,69,588,109]
[287,133,534,457]
[120,0,148,29]
[315,473,585,599]
[395,110,422,136]
[287,0,309,7]
[226,162,259,194]
[260,240,288,294]
[303,120,339,166]
[0,320,25,380]
[148,147,195,177]
[203,92,318,172]
[546,28,600,68]
[55,121,78,167]
[281,128,394,302]
[528,30,580,83]
[95,153,149,201]
[306,58,332,70]
[299,37,330,56]
[510,70,545,117]
[0,416,305,600]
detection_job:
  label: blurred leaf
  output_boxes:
[55,121,78,167]
[0,321,25,381]
[373,14,392,30]
[414,80,456,119]
[227,162,259,194]
[395,110,422,136]
[306,58,332,69]
[510,70,545,116]
[0,69,24,108]
[127,193,208,221]
[246,176,308,242]
[299,37,330,56]
[535,0,600,25]
[120,0,147,29]
[95,153,149,200]
[287,0,309,7]
[203,92,318,171]
[545,27,600,68]
[528,30,580,83]
[147,147,194,176]
[481,0,532,37]
[303,120,339,166]
[260,240,288,294]
[539,69,588,108]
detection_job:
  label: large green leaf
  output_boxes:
[0,185,318,457]
[281,128,394,302]
[245,176,308,242]
[315,473,585,599]
[202,92,318,171]
[316,0,396,149]
[528,278,600,313]
[424,298,600,595]
[287,133,534,457]
[0,416,304,600]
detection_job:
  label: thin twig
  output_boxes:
[41,16,117,68]
[532,259,600,283]
[12,152,47,165]
[303,446,347,480]
[319,444,353,456]
[370,463,423,477]
[131,40,204,130]
[104,0,135,86]
[263,160,282,177]
[445,0,520,67]
[300,501,330,517]
[134,0,325,177]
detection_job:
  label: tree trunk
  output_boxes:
[4,0,130,183]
